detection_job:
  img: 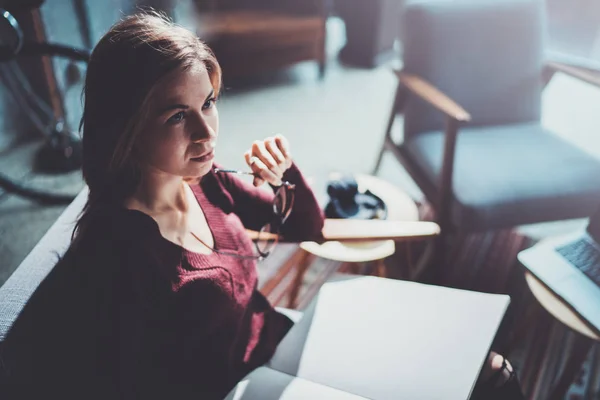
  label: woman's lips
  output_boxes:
[191,150,214,162]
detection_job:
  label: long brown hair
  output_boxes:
[74,10,221,240]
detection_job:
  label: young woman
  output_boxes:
[0,11,524,400]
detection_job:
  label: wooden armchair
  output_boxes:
[192,0,328,79]
[373,0,600,279]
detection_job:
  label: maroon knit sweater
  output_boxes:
[1,163,324,399]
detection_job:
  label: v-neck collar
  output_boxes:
[120,182,220,259]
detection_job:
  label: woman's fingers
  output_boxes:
[252,140,283,176]
[244,151,263,186]
[243,135,292,186]
[274,134,292,168]
[265,137,286,166]
[251,157,281,186]
[244,151,280,187]
[244,151,264,186]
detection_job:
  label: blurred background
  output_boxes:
[0,1,600,397]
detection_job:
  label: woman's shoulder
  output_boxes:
[59,209,174,298]
[97,207,158,235]
[74,208,161,258]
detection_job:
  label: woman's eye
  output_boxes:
[202,98,216,111]
[167,111,185,124]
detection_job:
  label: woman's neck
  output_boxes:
[126,169,188,215]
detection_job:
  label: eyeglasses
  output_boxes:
[206,167,296,261]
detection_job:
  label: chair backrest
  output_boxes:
[402,0,546,139]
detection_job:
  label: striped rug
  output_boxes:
[256,205,599,399]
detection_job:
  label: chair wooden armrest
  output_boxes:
[395,70,472,123]
[246,219,440,243]
[394,69,470,227]
[545,60,600,89]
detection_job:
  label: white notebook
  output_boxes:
[225,366,368,400]
[226,276,510,400]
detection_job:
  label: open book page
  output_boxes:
[224,367,368,400]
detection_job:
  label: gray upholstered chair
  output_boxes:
[374,0,600,276]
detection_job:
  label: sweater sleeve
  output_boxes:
[211,162,325,242]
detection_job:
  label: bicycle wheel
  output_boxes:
[0,8,90,205]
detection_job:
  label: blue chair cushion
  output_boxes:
[403,122,600,231]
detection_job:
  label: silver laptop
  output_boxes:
[518,205,600,334]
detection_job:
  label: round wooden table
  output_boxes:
[522,236,600,400]
[525,272,600,341]
[286,173,419,308]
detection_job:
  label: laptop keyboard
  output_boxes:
[556,239,600,287]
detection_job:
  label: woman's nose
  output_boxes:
[190,114,215,142]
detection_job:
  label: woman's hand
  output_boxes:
[244,135,293,187]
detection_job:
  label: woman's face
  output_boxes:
[136,65,219,178]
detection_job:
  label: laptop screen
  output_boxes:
[587,204,600,242]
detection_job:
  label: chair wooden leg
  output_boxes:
[405,241,414,276]
[287,249,312,309]
[434,230,451,284]
[261,247,307,298]
[413,230,447,285]
[318,60,326,79]
[374,258,387,278]
[549,335,594,400]
[409,238,435,282]
[508,301,542,351]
